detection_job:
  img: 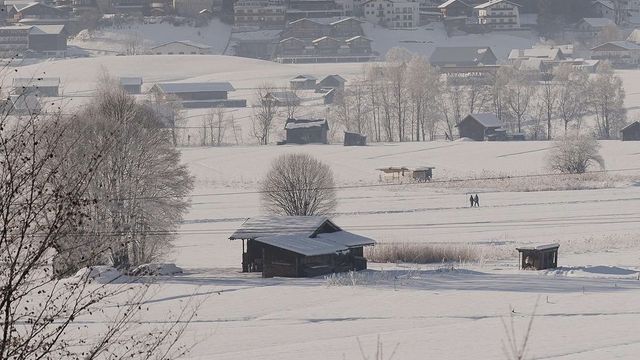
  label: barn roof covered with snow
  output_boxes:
[152,82,235,93]
[229,216,340,240]
[284,118,329,130]
[457,113,502,128]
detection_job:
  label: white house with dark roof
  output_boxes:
[362,0,419,29]
[150,40,212,55]
[474,0,521,30]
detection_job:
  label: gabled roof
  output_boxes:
[591,41,640,51]
[330,17,362,26]
[119,77,143,86]
[508,47,562,60]
[30,24,65,35]
[13,77,60,88]
[153,82,235,93]
[265,91,301,103]
[254,230,374,256]
[279,36,305,44]
[592,0,614,10]
[580,17,616,28]
[474,0,521,9]
[345,35,371,43]
[621,121,640,132]
[13,2,60,13]
[438,0,472,9]
[627,28,640,44]
[319,74,347,85]
[151,40,211,50]
[290,74,317,81]
[459,113,502,128]
[312,36,340,44]
[229,216,338,240]
[285,118,328,130]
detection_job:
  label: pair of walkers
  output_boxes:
[469,194,480,207]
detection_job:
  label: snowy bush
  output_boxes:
[365,242,512,264]
[547,136,605,174]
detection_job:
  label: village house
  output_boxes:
[429,46,498,67]
[456,113,505,141]
[12,77,60,97]
[230,29,281,59]
[576,17,617,40]
[263,91,302,106]
[621,121,640,140]
[311,36,342,55]
[150,40,212,55]
[285,118,329,144]
[362,0,419,29]
[591,0,616,21]
[0,25,30,58]
[344,35,372,54]
[28,24,67,57]
[318,74,347,91]
[281,17,363,41]
[591,41,640,67]
[277,37,307,56]
[438,0,473,18]
[233,0,286,28]
[150,82,247,108]
[8,2,67,25]
[229,216,375,278]
[119,77,143,94]
[286,0,345,21]
[289,74,318,89]
[474,0,521,30]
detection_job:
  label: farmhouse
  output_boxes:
[119,77,143,94]
[621,121,640,140]
[289,74,317,89]
[456,113,504,141]
[150,82,247,108]
[9,2,67,25]
[591,41,640,67]
[318,74,347,90]
[229,216,375,278]
[285,118,329,144]
[28,24,66,57]
[429,46,497,68]
[150,40,211,55]
[12,77,60,96]
[344,131,366,146]
[231,29,281,59]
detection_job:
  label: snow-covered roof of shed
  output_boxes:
[229,216,337,240]
[316,231,375,248]
[516,243,560,251]
[30,24,65,35]
[285,118,328,130]
[13,77,60,88]
[153,82,235,93]
[119,77,143,86]
[319,74,347,84]
[254,235,347,256]
[621,121,640,131]
[464,113,502,128]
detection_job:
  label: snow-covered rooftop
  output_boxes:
[153,82,235,93]
[285,119,328,130]
[229,216,336,240]
[13,77,60,88]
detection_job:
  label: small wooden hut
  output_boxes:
[344,131,366,146]
[621,121,640,141]
[516,244,559,270]
[377,166,434,182]
[229,216,375,278]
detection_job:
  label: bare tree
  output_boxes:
[406,55,439,141]
[553,64,588,135]
[123,32,143,55]
[206,105,227,146]
[547,136,605,174]
[589,62,626,139]
[252,83,278,145]
[260,153,337,216]
[539,75,557,140]
[504,67,536,133]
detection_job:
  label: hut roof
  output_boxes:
[621,121,640,131]
[516,243,559,251]
[255,230,375,256]
[459,113,502,128]
[229,216,338,240]
[285,118,328,130]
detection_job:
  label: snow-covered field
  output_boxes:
[7,55,640,359]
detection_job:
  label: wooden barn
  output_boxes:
[289,74,317,90]
[517,244,559,270]
[150,82,247,108]
[456,113,504,141]
[318,74,347,91]
[377,166,434,182]
[12,77,60,97]
[119,77,143,94]
[344,131,366,146]
[285,118,329,144]
[621,121,640,141]
[229,216,375,278]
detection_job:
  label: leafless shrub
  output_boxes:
[547,136,605,174]
[366,242,492,264]
[260,153,337,216]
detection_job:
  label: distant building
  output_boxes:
[12,77,60,97]
[508,46,565,63]
[112,0,145,15]
[621,121,640,140]
[233,0,286,28]
[229,216,375,277]
[438,0,473,18]
[150,82,247,108]
[429,46,497,67]
[591,0,616,21]
[281,17,363,40]
[119,77,143,94]
[150,40,212,55]
[173,0,213,17]
[285,118,329,144]
[286,0,345,21]
[576,17,617,39]
[230,29,281,59]
[474,0,521,30]
[263,91,301,106]
[28,24,67,57]
[591,41,640,67]
[344,131,366,146]
[289,74,317,89]
[5,94,42,115]
[8,2,67,25]
[0,26,30,58]
[318,74,346,91]
[456,113,504,141]
[362,0,419,29]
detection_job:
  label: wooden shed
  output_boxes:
[12,77,60,97]
[229,216,375,278]
[516,244,559,270]
[289,74,317,90]
[377,166,434,182]
[119,77,143,94]
[344,131,366,146]
[621,121,640,141]
[456,113,504,141]
[285,118,329,144]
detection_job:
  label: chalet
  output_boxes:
[230,29,281,60]
[12,77,60,97]
[285,118,329,144]
[229,216,375,278]
[330,17,364,37]
[119,77,143,94]
[278,37,307,56]
[438,0,473,18]
[0,26,30,58]
[576,17,616,39]
[289,74,317,89]
[318,74,346,91]
[285,18,329,39]
[517,244,559,270]
[311,36,341,55]
[234,0,286,28]
[591,41,640,67]
[429,46,497,68]
[344,35,372,54]
[263,91,301,106]
[9,3,66,24]
[621,121,640,140]
[150,40,212,55]
[150,82,247,108]
[456,113,504,141]
[28,24,66,57]
[362,0,419,29]
[474,0,521,30]
[344,131,366,146]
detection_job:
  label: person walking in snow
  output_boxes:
[469,195,475,208]
[474,194,480,207]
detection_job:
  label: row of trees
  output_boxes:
[332,48,627,143]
